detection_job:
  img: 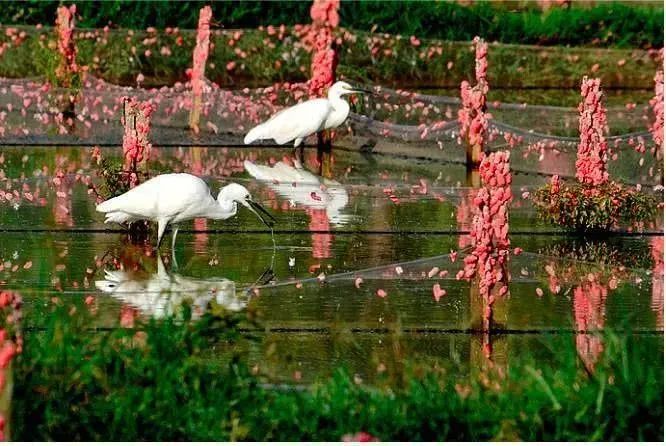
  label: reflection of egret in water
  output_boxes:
[244,159,351,259]
[573,278,607,373]
[95,255,245,320]
[193,218,209,253]
[190,148,210,253]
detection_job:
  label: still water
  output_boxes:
[0,144,663,385]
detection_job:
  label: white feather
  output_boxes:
[244,81,358,147]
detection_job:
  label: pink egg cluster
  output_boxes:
[459,151,512,309]
[55,5,78,86]
[649,69,663,151]
[458,37,489,151]
[308,0,340,98]
[122,97,155,187]
[310,0,340,27]
[191,6,212,98]
[575,77,609,186]
[474,36,488,85]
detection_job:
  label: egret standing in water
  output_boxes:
[243,81,370,148]
[96,173,276,250]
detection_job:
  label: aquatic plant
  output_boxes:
[533,177,659,232]
[533,77,661,232]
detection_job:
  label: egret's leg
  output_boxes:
[170,226,180,269]
[293,138,304,166]
[156,220,168,249]
[171,226,179,252]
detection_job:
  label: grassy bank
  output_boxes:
[0,25,660,90]
[11,302,664,441]
[1,1,662,48]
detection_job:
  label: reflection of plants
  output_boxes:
[538,239,654,271]
[533,180,659,232]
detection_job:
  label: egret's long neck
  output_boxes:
[206,196,236,219]
[328,90,349,114]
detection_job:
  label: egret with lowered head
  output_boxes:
[244,81,370,147]
[96,173,276,249]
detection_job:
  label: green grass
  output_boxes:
[0,24,659,90]
[10,301,664,441]
[1,1,662,48]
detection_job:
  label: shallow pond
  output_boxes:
[0,144,662,387]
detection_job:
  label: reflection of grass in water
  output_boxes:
[12,302,663,441]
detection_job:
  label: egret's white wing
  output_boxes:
[248,99,331,145]
[96,173,214,220]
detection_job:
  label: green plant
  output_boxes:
[89,150,130,199]
[9,298,664,441]
[0,24,660,90]
[0,1,662,48]
[532,180,660,232]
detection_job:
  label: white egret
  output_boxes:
[95,255,244,319]
[244,160,351,225]
[243,81,370,147]
[96,173,276,249]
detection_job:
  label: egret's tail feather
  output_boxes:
[244,124,266,145]
[94,280,116,292]
[103,211,134,225]
[96,195,123,213]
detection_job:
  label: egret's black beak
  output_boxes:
[352,88,373,95]
[247,199,277,228]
